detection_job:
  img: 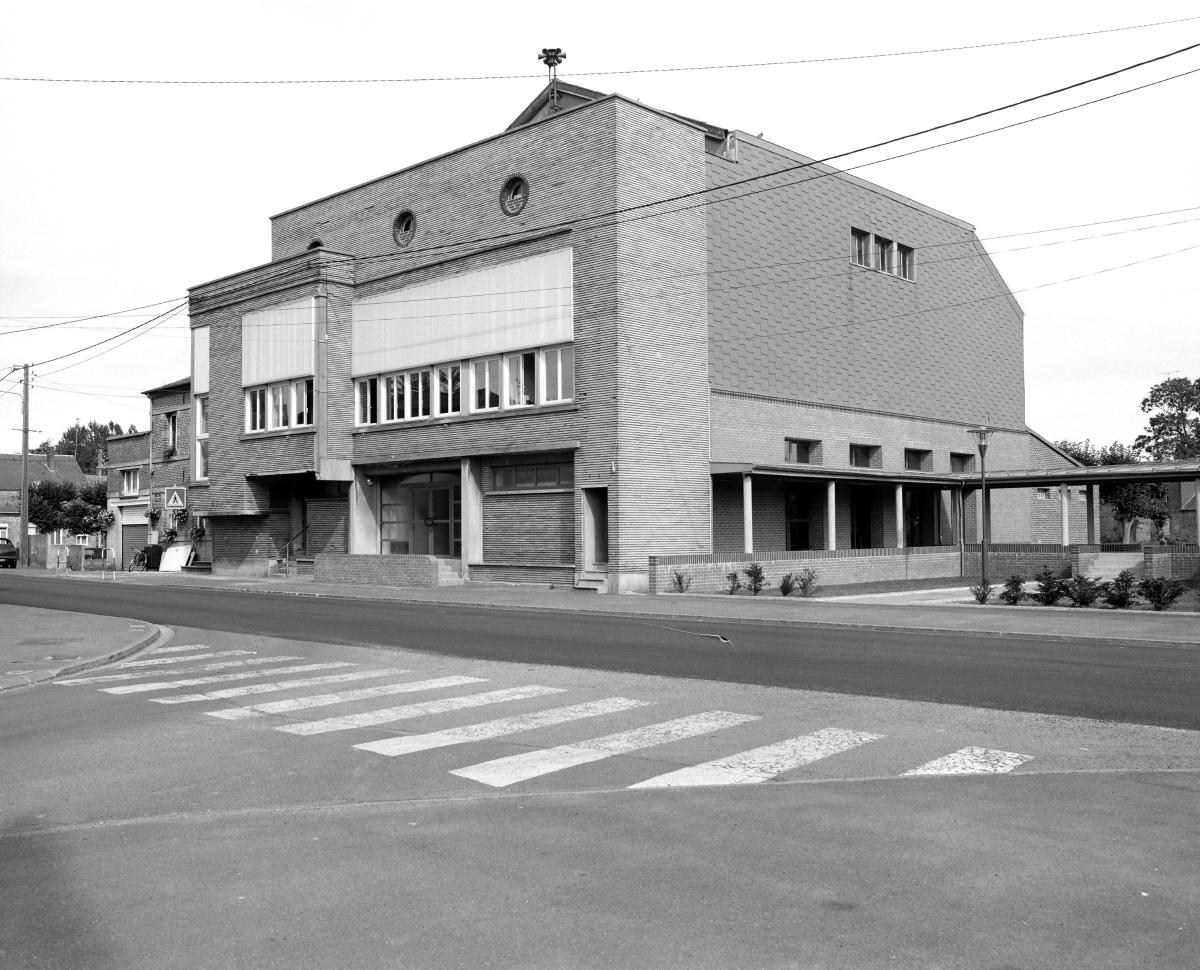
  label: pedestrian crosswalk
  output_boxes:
[55,642,1037,792]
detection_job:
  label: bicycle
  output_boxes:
[126,549,147,572]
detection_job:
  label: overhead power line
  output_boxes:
[1,16,1195,84]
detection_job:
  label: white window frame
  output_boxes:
[166,412,178,452]
[437,364,461,416]
[541,346,573,404]
[195,395,209,480]
[506,351,536,408]
[121,468,140,497]
[245,378,314,433]
[895,244,914,280]
[408,368,432,419]
[293,378,313,427]
[356,377,379,426]
[851,228,871,267]
[246,387,267,432]
[472,357,501,413]
[874,236,894,274]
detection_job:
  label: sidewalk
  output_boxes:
[0,606,163,691]
[13,567,1200,646]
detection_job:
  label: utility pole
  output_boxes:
[19,364,30,567]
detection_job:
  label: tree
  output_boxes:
[1133,377,1200,462]
[34,420,135,475]
[26,479,113,536]
[1056,439,1168,543]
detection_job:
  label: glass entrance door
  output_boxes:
[380,473,461,557]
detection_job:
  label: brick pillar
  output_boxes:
[1060,483,1071,544]
[1086,485,1096,544]
[894,484,905,549]
[826,481,837,551]
[742,474,753,555]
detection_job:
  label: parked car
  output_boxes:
[0,538,17,568]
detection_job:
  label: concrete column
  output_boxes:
[742,474,754,555]
[461,457,483,566]
[1060,483,1071,545]
[894,484,905,549]
[1086,485,1096,544]
[826,480,837,551]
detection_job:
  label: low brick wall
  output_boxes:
[469,564,575,585]
[315,554,453,587]
[1143,545,1200,581]
[649,547,962,595]
[963,544,1079,580]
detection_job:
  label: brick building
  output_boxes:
[178,81,1091,591]
[0,452,89,547]
[106,378,196,567]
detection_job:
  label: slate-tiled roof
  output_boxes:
[0,453,89,491]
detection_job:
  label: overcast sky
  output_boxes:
[1,1,1197,458]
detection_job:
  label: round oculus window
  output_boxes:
[392,210,416,247]
[499,176,529,217]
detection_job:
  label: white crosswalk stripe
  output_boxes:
[103,663,358,695]
[355,697,650,756]
[629,727,882,788]
[56,656,306,685]
[206,675,487,720]
[119,651,254,668]
[152,668,408,704]
[451,711,759,788]
[903,746,1033,776]
[152,644,214,654]
[279,684,569,736]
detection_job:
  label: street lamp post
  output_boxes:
[969,426,991,587]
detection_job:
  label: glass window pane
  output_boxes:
[487,359,500,408]
[515,467,536,488]
[560,346,573,399]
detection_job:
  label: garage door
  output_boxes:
[122,524,148,568]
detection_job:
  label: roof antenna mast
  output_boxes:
[539,48,566,111]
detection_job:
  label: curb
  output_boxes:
[223,586,1200,648]
[0,624,172,693]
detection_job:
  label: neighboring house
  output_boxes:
[0,452,90,547]
[181,81,1092,590]
[106,379,196,568]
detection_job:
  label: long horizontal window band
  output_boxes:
[491,462,574,491]
[356,343,573,427]
[245,377,314,433]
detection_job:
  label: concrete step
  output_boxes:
[574,569,608,593]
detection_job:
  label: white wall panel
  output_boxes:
[352,249,573,375]
[241,297,315,385]
[191,326,210,394]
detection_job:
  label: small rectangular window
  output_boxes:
[196,396,209,437]
[874,236,893,274]
[785,439,816,464]
[121,468,140,496]
[291,379,313,426]
[438,364,461,415]
[197,438,209,480]
[246,387,267,432]
[850,444,877,469]
[507,352,536,407]
[543,346,574,403]
[270,384,290,429]
[1036,488,1051,500]
[166,412,178,451]
[950,452,974,473]
[473,358,501,411]
[357,378,378,425]
[895,244,914,280]
[408,369,432,419]
[851,228,871,266]
[904,449,931,472]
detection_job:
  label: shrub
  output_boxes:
[743,562,766,596]
[999,575,1026,605]
[779,572,797,597]
[1063,574,1105,608]
[669,568,692,594]
[969,582,994,604]
[795,567,820,597]
[1032,568,1066,606]
[1137,576,1187,611]
[1103,569,1138,609]
[725,571,742,595]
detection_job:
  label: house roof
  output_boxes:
[0,453,89,491]
[143,377,190,396]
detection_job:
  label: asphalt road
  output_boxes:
[3,574,1197,728]
[4,627,1198,969]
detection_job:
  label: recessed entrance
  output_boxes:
[380,472,461,557]
[582,487,608,570]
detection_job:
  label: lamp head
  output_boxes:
[969,426,991,455]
